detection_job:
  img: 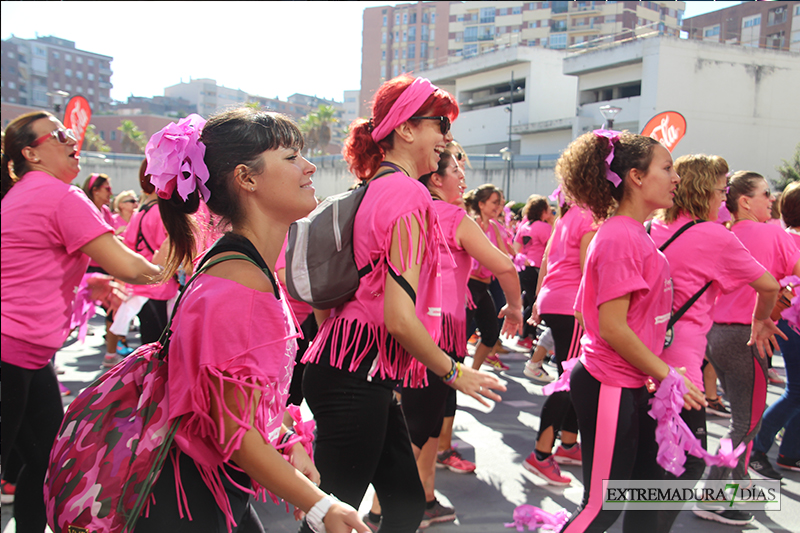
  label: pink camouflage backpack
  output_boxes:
[44,251,265,533]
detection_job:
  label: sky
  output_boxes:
[1,1,743,104]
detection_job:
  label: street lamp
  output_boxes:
[499,71,524,198]
[599,104,622,130]
[46,90,70,117]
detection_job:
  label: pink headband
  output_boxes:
[88,173,100,189]
[145,114,210,202]
[593,129,623,187]
[371,77,438,142]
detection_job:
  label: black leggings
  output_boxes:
[287,313,319,407]
[301,362,425,533]
[537,314,581,441]
[1,360,64,532]
[401,352,459,448]
[466,279,499,348]
[138,298,169,345]
[519,266,539,339]
[562,362,662,533]
[134,450,264,532]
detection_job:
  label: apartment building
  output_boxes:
[1,35,113,113]
[359,2,683,118]
[682,1,800,52]
[164,78,250,118]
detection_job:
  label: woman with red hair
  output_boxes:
[300,75,505,532]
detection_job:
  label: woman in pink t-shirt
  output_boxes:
[464,184,512,370]
[301,76,504,532]
[133,110,366,533]
[111,189,138,236]
[513,195,554,349]
[555,131,708,533]
[1,111,160,531]
[649,155,779,530]
[705,172,799,496]
[522,199,597,486]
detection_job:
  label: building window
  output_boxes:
[766,31,786,49]
[478,26,495,40]
[403,49,407,59]
[88,59,94,66]
[382,32,387,44]
[512,6,522,15]
[382,50,386,59]
[87,88,94,95]
[421,25,429,41]
[431,13,435,24]
[65,68,72,77]
[464,26,478,42]
[431,29,435,40]
[383,15,387,26]
[768,6,787,26]
[422,12,428,23]
[65,53,72,61]
[421,42,428,57]
[381,65,386,78]
[403,31,407,41]
[410,12,416,24]
[403,13,407,24]
[743,15,761,28]
[8,81,15,89]
[34,46,46,57]
[410,26,416,40]
[393,65,399,77]
[408,43,416,58]
[394,49,399,59]
[395,14,400,25]
[704,25,720,37]
[549,33,567,48]
[464,44,478,57]
[111,130,117,141]
[76,71,83,79]
[99,130,105,140]
[53,51,60,59]
[76,56,83,64]
[395,31,399,41]
[479,7,495,24]
[499,8,508,16]
[65,84,72,91]
[793,30,800,43]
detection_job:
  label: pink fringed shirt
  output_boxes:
[434,200,470,356]
[302,172,444,388]
[166,273,300,531]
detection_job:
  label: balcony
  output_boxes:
[99,81,113,89]
[99,66,113,76]
[569,2,601,15]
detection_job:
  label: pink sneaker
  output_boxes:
[483,354,509,371]
[523,452,571,485]
[553,443,582,465]
[436,447,476,474]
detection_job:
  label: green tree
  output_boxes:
[245,101,262,110]
[117,120,147,154]
[298,114,320,157]
[82,124,111,153]
[314,104,339,153]
[774,142,800,192]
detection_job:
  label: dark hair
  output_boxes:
[663,154,729,223]
[779,181,800,228]
[159,108,304,279]
[725,171,765,215]
[465,183,500,216]
[139,158,155,194]
[523,194,550,222]
[1,111,52,199]
[419,150,455,190]
[343,75,459,181]
[559,131,661,221]
[82,173,110,203]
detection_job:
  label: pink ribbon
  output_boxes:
[512,253,528,273]
[542,357,579,395]
[592,129,622,187]
[649,368,745,476]
[504,504,570,531]
[69,273,127,342]
[146,114,210,202]
[548,185,565,206]
[278,405,316,462]
[371,77,438,142]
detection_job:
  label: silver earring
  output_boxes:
[250,187,255,191]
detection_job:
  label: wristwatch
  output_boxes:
[306,494,338,533]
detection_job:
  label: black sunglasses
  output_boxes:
[410,116,451,135]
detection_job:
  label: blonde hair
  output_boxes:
[113,190,137,213]
[661,154,729,223]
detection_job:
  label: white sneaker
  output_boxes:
[524,360,555,384]
[102,353,124,368]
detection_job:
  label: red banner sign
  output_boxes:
[641,111,687,153]
[62,96,92,155]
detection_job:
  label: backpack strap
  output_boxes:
[135,200,158,254]
[657,219,710,330]
[389,267,417,304]
[658,220,704,252]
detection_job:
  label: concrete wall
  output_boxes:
[74,153,145,193]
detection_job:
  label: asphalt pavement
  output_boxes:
[2,315,797,532]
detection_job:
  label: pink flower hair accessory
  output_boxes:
[592,129,623,187]
[146,114,211,202]
[548,184,565,206]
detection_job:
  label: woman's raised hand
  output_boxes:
[450,365,506,407]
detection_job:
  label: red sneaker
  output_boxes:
[553,443,582,465]
[0,480,15,504]
[515,337,534,351]
[436,447,476,474]
[523,452,571,485]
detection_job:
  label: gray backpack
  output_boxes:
[285,166,397,309]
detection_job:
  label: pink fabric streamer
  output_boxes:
[69,273,126,342]
[542,357,579,395]
[278,405,316,462]
[504,504,570,531]
[648,368,745,476]
[548,185,565,206]
[512,253,528,273]
[371,77,438,142]
[592,129,623,187]
[146,114,210,202]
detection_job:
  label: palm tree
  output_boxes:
[117,120,147,154]
[83,124,111,153]
[298,114,320,158]
[314,104,339,153]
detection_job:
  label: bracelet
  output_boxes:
[443,361,462,386]
[306,494,341,533]
[441,358,456,382]
[279,428,296,448]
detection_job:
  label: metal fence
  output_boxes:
[309,153,560,170]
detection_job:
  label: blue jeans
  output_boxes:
[753,319,800,459]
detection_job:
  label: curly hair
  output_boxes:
[726,171,765,215]
[342,74,459,181]
[780,181,800,228]
[661,154,729,223]
[522,194,550,222]
[465,183,500,216]
[558,131,660,221]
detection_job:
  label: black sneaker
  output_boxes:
[419,499,456,528]
[692,505,753,525]
[777,454,800,472]
[749,450,783,480]
[705,397,731,418]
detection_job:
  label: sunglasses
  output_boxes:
[30,128,77,148]
[410,116,451,135]
[120,199,138,204]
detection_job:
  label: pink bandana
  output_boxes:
[371,78,438,142]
